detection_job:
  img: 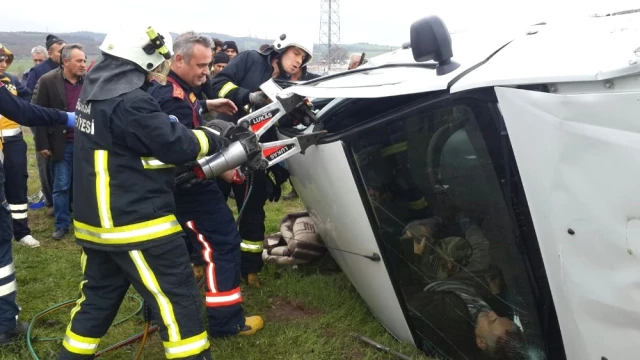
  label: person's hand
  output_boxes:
[39,150,52,158]
[206,99,237,115]
[249,91,269,107]
[219,169,237,183]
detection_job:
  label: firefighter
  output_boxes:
[0,81,75,344]
[148,31,264,338]
[56,26,240,360]
[210,32,314,286]
[0,44,41,248]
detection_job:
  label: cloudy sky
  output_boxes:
[1,0,638,45]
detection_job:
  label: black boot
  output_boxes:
[0,321,28,346]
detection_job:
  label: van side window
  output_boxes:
[350,103,547,360]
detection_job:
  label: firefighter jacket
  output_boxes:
[147,70,209,130]
[0,73,31,134]
[210,50,287,124]
[73,83,223,251]
[0,81,67,159]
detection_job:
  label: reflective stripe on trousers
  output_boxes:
[186,221,243,308]
[240,240,264,253]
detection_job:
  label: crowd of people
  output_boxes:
[0,26,372,359]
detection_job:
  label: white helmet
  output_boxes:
[99,26,173,72]
[272,33,314,67]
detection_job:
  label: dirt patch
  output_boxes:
[265,296,322,322]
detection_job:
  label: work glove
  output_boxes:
[289,100,316,127]
[66,112,76,127]
[205,119,236,138]
[277,100,316,128]
[249,91,269,108]
[265,165,290,202]
[196,125,231,154]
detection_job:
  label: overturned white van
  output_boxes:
[275,10,640,360]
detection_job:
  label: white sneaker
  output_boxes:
[17,235,40,248]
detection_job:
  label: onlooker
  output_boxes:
[22,46,48,83]
[348,53,363,70]
[34,44,86,240]
[26,34,66,91]
[222,41,239,60]
[28,35,66,216]
[211,52,229,77]
[212,38,223,55]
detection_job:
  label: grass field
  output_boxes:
[0,129,430,360]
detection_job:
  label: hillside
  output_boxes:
[0,30,396,65]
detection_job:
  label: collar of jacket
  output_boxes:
[167,70,192,92]
[45,58,59,70]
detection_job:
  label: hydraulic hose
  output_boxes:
[236,174,254,227]
[27,294,145,360]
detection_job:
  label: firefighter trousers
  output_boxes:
[0,164,20,333]
[2,135,30,241]
[58,239,211,360]
[175,181,245,337]
[217,170,266,275]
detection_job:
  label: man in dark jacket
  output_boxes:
[27,34,66,216]
[21,46,48,83]
[34,44,86,240]
[25,34,65,91]
[210,33,313,286]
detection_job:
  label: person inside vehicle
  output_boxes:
[401,210,490,282]
[409,280,534,360]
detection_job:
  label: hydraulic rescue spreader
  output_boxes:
[175,80,326,187]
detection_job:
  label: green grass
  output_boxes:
[0,129,430,360]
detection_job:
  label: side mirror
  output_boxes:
[410,15,460,75]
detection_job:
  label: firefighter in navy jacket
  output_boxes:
[57,26,226,360]
[209,33,314,286]
[147,32,264,338]
[0,80,74,345]
[0,44,42,248]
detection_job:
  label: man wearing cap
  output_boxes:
[0,44,41,248]
[222,41,239,60]
[211,52,229,77]
[25,34,66,91]
[200,52,230,122]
